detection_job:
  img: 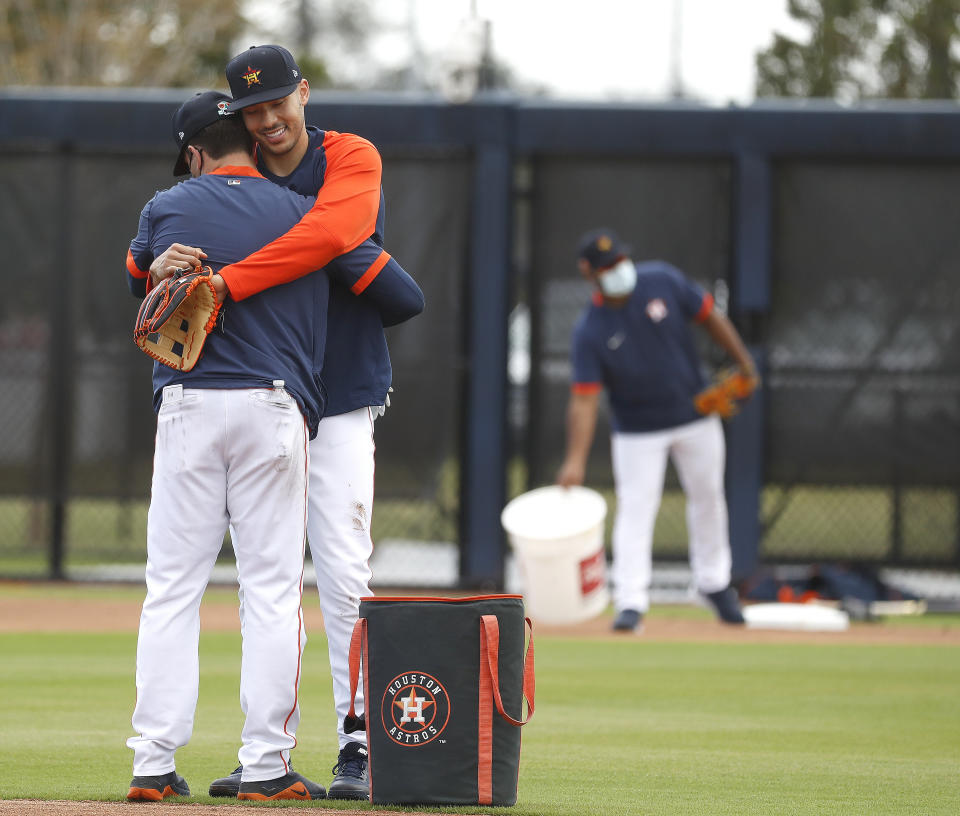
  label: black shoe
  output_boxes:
[705,586,746,624]
[237,770,325,800]
[208,765,242,798]
[612,608,643,632]
[127,770,189,801]
[327,741,369,800]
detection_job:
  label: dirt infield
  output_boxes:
[0,801,448,815]
[1,582,958,645]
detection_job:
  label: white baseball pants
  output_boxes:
[610,415,732,613]
[307,406,376,749]
[128,385,308,782]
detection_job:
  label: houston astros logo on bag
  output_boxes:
[381,671,450,746]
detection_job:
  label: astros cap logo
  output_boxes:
[381,671,451,747]
[242,66,262,87]
[596,235,613,252]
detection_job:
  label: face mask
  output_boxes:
[597,258,637,297]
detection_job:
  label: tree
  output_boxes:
[248,0,375,89]
[242,0,531,97]
[755,0,960,101]
[878,0,960,98]
[0,0,246,87]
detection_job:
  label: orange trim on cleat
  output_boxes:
[126,771,189,801]
[127,784,182,801]
[127,787,162,801]
[238,780,312,800]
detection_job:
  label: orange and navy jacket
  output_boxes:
[126,166,329,437]
[570,260,713,432]
[216,127,423,416]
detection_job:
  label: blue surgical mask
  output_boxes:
[598,258,637,297]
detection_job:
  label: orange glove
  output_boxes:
[693,369,760,419]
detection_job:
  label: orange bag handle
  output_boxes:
[478,614,534,804]
[480,614,535,726]
[344,617,367,734]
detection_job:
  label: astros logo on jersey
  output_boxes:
[242,66,262,87]
[646,298,668,322]
[381,671,451,746]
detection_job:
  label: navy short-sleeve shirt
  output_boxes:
[571,260,713,432]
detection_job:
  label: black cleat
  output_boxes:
[705,586,746,624]
[237,770,325,800]
[327,741,369,800]
[127,770,189,801]
[208,765,242,798]
[612,608,643,632]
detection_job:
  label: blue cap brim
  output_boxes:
[225,83,299,111]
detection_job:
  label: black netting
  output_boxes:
[762,161,960,563]
[3,101,960,579]
[369,153,469,546]
[0,152,61,573]
[0,144,469,576]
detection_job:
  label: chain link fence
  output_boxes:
[761,161,960,565]
[2,97,959,581]
[0,141,469,578]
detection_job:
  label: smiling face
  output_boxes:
[239,79,310,174]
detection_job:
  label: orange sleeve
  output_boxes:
[127,248,157,294]
[219,131,383,302]
[694,292,714,323]
[572,383,603,395]
[126,248,148,280]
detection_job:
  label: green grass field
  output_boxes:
[4,483,958,577]
[0,591,958,814]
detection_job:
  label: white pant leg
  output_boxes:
[226,388,310,782]
[669,416,731,594]
[128,388,229,775]
[308,407,375,749]
[610,429,671,613]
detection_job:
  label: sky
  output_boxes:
[369,0,806,105]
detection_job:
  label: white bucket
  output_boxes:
[501,486,609,624]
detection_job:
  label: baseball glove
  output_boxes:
[134,265,221,371]
[693,368,759,419]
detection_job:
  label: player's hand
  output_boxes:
[555,460,586,488]
[150,244,207,287]
[738,363,760,396]
[211,274,229,304]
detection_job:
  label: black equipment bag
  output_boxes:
[344,594,535,805]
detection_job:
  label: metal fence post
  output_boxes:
[48,142,77,580]
[727,152,770,581]
[459,106,513,588]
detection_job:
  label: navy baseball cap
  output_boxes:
[225,45,303,111]
[171,90,234,176]
[577,228,631,269]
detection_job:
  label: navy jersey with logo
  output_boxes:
[571,260,714,432]
[126,166,328,437]
[255,126,391,416]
